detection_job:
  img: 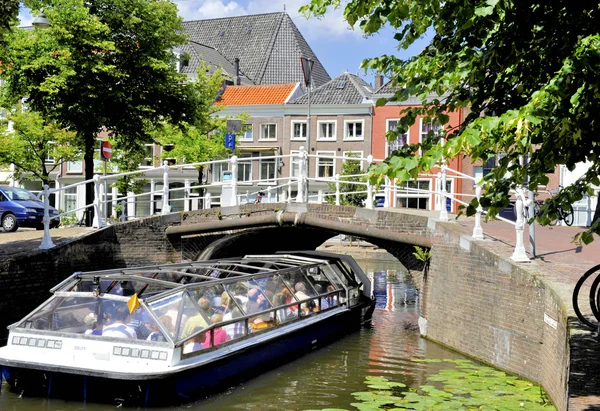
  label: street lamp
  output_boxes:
[32,10,51,29]
[300,56,314,203]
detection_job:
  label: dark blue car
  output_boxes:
[0,186,60,232]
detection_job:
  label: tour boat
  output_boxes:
[0,251,375,406]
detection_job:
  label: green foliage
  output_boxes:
[0,0,19,36]
[59,211,79,226]
[326,154,367,207]
[302,1,600,241]
[412,246,431,263]
[0,108,79,184]
[0,0,203,215]
[305,360,555,411]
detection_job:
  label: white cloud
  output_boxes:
[174,0,360,39]
[176,0,247,21]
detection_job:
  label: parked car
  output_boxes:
[0,186,60,232]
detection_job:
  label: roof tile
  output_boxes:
[215,83,298,106]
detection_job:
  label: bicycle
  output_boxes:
[572,263,600,330]
[547,187,574,226]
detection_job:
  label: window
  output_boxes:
[44,141,55,165]
[67,161,83,173]
[239,125,253,141]
[63,186,78,213]
[420,119,443,144]
[290,150,300,178]
[386,119,408,154]
[316,151,335,178]
[260,152,276,183]
[396,180,431,210]
[260,124,277,140]
[317,121,336,140]
[237,153,252,182]
[212,162,229,183]
[291,121,307,140]
[343,151,364,171]
[344,120,364,140]
[140,144,155,168]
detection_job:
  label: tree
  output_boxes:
[0,108,79,185]
[0,0,203,225]
[0,0,19,41]
[325,155,367,207]
[302,1,600,243]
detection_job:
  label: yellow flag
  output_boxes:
[127,293,140,314]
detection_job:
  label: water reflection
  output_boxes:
[0,258,471,411]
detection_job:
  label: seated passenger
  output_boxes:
[245,288,261,315]
[183,327,205,354]
[214,291,231,315]
[84,313,102,336]
[294,282,310,301]
[102,305,137,339]
[128,314,151,340]
[321,285,338,310]
[181,309,209,339]
[233,282,249,307]
[274,293,295,323]
[223,306,246,340]
[147,315,174,342]
[202,314,228,348]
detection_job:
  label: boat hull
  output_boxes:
[1,299,374,406]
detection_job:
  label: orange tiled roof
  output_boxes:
[215,83,297,106]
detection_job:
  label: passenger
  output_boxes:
[180,308,209,339]
[128,313,151,340]
[215,291,231,315]
[183,327,205,354]
[282,287,297,312]
[198,297,211,316]
[245,288,261,315]
[232,282,249,307]
[321,285,338,310]
[223,306,246,340]
[274,293,295,323]
[147,315,174,342]
[102,305,137,339]
[83,313,102,336]
[202,314,228,348]
[294,282,310,301]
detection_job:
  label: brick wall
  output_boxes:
[411,220,568,410]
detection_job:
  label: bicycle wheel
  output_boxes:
[572,264,600,330]
[562,204,574,226]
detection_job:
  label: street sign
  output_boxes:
[226,119,242,134]
[300,56,314,86]
[225,133,236,150]
[100,141,113,160]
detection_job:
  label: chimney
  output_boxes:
[374,73,384,90]
[233,58,241,85]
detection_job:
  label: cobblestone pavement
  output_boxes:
[1,213,599,409]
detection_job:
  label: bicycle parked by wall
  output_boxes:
[512,186,574,226]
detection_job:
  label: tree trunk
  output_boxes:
[593,195,600,229]
[197,166,205,209]
[84,132,96,226]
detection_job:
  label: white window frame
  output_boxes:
[317,120,336,141]
[290,150,300,178]
[66,161,83,174]
[259,152,277,184]
[212,162,229,183]
[385,119,409,156]
[419,118,443,154]
[237,153,253,183]
[239,124,253,141]
[435,177,455,212]
[316,151,336,179]
[342,151,364,171]
[343,119,364,141]
[396,178,432,210]
[139,144,156,168]
[290,121,308,141]
[259,123,277,141]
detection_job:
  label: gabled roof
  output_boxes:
[288,73,374,105]
[180,41,253,85]
[374,80,400,96]
[215,83,299,106]
[182,12,330,87]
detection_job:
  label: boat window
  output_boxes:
[320,264,345,291]
[148,292,185,339]
[178,292,211,340]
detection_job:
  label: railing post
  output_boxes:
[161,161,171,215]
[267,186,272,203]
[383,176,390,208]
[92,174,104,228]
[204,192,211,209]
[184,179,191,212]
[245,190,249,204]
[510,187,530,262]
[287,180,292,203]
[472,182,484,239]
[365,155,373,209]
[439,165,449,221]
[297,146,306,203]
[119,199,127,222]
[39,184,55,250]
[335,173,341,206]
[435,172,442,211]
[230,155,239,206]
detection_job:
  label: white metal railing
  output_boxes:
[32,148,544,262]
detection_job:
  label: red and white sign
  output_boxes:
[101,141,113,160]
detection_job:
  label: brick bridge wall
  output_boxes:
[0,203,568,410]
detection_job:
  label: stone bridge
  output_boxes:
[0,203,571,410]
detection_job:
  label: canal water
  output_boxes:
[0,258,535,411]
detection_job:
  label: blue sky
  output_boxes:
[19,0,431,87]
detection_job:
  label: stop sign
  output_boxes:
[101,141,113,160]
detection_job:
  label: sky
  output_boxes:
[19,0,432,87]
